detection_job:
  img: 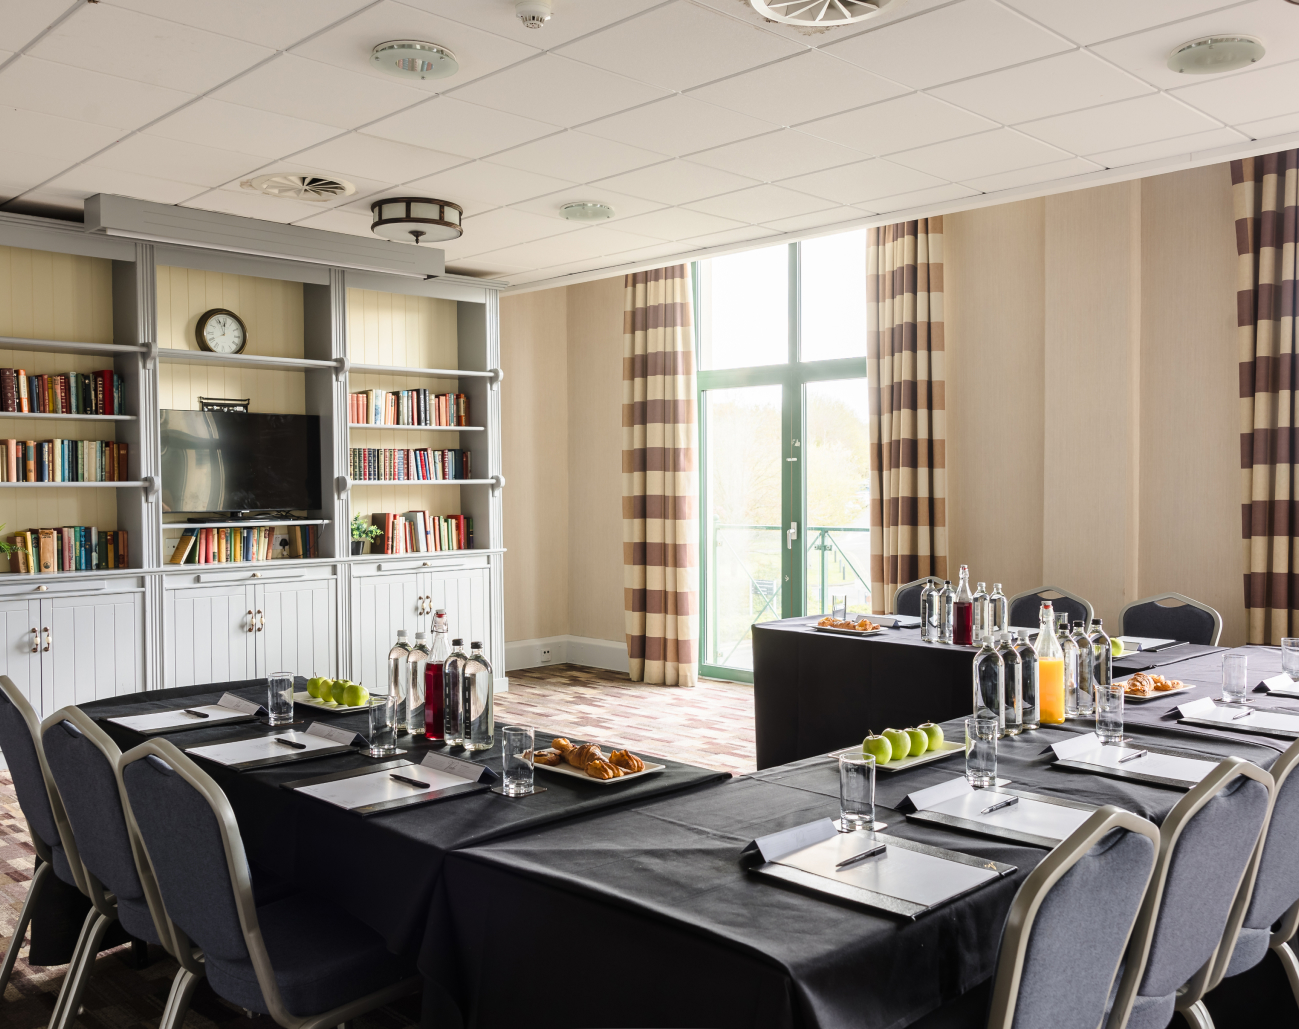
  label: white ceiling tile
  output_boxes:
[1086,127,1250,170]
[591,160,762,206]
[488,131,664,182]
[581,96,778,158]
[959,156,1102,193]
[448,53,669,127]
[555,1,803,92]
[688,0,945,46]
[891,128,1071,180]
[1018,94,1221,156]
[686,184,833,224]
[1090,0,1299,92]
[798,93,994,157]
[402,162,574,207]
[291,1,540,92]
[28,3,273,93]
[180,188,328,223]
[0,55,194,130]
[0,0,67,51]
[108,0,370,50]
[1000,0,1236,46]
[289,208,377,237]
[461,228,636,270]
[213,54,428,130]
[1172,60,1299,129]
[611,241,696,265]
[683,225,780,249]
[364,97,559,159]
[453,207,581,256]
[402,0,664,49]
[88,135,269,188]
[867,182,980,214]
[0,106,123,162]
[760,207,863,234]
[292,134,467,185]
[614,207,748,242]
[687,49,909,127]
[146,98,342,159]
[1238,110,1299,143]
[778,158,948,205]
[43,166,203,206]
[929,50,1153,125]
[687,128,865,181]
[822,0,1071,90]
[508,187,665,223]
[0,152,73,197]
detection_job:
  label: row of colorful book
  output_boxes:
[348,389,468,427]
[349,447,471,481]
[7,527,128,573]
[168,524,320,564]
[366,511,473,554]
[0,369,125,415]
[0,439,129,482]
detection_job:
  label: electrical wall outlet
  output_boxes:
[540,647,552,663]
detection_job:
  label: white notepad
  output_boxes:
[1179,697,1299,734]
[108,693,259,733]
[186,728,344,768]
[1053,731,1218,785]
[922,788,1093,842]
[295,755,474,810]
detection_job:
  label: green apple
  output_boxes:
[342,683,369,707]
[919,722,945,750]
[862,733,892,764]
[329,679,349,705]
[305,676,326,699]
[904,727,929,756]
[1111,637,1124,657]
[882,727,911,761]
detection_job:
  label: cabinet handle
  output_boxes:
[43,627,50,653]
[257,609,264,632]
[247,609,255,634]
[30,627,38,653]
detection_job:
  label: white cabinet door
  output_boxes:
[424,568,489,652]
[44,592,145,713]
[350,572,422,691]
[165,584,256,688]
[255,578,336,680]
[0,599,43,715]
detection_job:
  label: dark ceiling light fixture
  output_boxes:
[370,197,463,244]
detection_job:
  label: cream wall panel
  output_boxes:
[345,289,458,368]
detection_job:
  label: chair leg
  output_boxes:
[1274,940,1299,1007]
[0,860,50,994]
[47,909,112,1029]
[159,966,203,1029]
[1180,999,1215,1029]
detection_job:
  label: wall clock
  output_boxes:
[195,308,248,355]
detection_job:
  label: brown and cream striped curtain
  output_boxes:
[1236,150,1299,644]
[622,266,699,687]
[867,218,948,614]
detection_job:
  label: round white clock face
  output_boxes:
[203,313,245,354]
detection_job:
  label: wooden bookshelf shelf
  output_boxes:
[351,479,495,486]
[157,349,339,373]
[348,423,483,432]
[163,519,332,530]
[0,411,136,422]
[349,362,496,380]
[0,481,144,488]
[0,334,148,359]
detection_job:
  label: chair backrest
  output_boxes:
[987,806,1159,1029]
[894,577,942,617]
[1105,758,1274,1029]
[1119,592,1221,646]
[0,676,86,893]
[1007,586,1093,631]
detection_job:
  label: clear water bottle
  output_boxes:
[425,610,450,741]
[1015,629,1039,730]
[972,633,1005,734]
[444,638,468,746]
[989,584,1007,634]
[1090,618,1112,689]
[464,641,494,752]
[938,580,955,643]
[407,632,430,736]
[920,580,939,642]
[953,566,974,646]
[387,629,412,733]
[997,631,1022,736]
[1060,615,1080,718]
[973,582,990,640]
[1071,620,1094,716]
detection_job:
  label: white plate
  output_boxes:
[533,756,665,786]
[812,625,888,638]
[292,690,385,712]
[829,739,963,773]
[1113,678,1197,703]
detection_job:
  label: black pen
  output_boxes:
[980,796,1019,815]
[1232,708,1254,720]
[273,738,306,750]
[835,843,886,868]
[390,773,431,790]
[182,708,210,719]
[1118,749,1147,763]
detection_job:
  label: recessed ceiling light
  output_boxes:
[240,173,356,201]
[748,0,906,26]
[561,202,614,222]
[370,197,464,244]
[1167,35,1265,75]
[370,40,459,81]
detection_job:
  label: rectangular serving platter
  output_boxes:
[812,625,887,638]
[1113,677,1197,703]
[534,757,665,786]
[293,690,385,712]
[829,739,963,774]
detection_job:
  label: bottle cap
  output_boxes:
[1018,629,1031,640]
[1092,618,1102,626]
[451,638,464,646]
[435,608,446,616]
[415,632,427,640]
[1073,620,1084,629]
[397,629,408,637]
[993,583,1002,591]
[471,640,482,648]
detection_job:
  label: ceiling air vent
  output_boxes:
[749,0,906,26]
[240,174,357,202]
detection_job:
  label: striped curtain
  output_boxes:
[867,218,948,614]
[622,266,699,687]
[1236,150,1299,644]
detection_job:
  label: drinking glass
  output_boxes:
[267,671,294,726]
[1222,652,1249,704]
[832,595,848,621]
[838,753,876,830]
[1282,640,1299,683]
[502,726,535,797]
[1095,684,1125,743]
[366,691,399,757]
[964,716,998,788]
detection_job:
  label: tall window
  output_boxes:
[695,230,870,681]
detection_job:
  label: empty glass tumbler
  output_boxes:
[965,716,998,788]
[1222,652,1249,705]
[838,753,877,830]
[267,671,294,726]
[367,691,399,757]
[502,725,535,796]
[1284,640,1299,684]
[1095,684,1125,743]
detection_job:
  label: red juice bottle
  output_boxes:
[952,565,975,646]
[425,609,450,740]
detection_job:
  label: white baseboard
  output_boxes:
[504,635,629,674]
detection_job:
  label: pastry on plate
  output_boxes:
[610,748,645,773]
[532,748,564,766]
[585,757,623,780]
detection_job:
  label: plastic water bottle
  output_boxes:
[387,629,411,732]
[972,633,1005,733]
[407,632,430,736]
[920,581,939,642]
[997,631,1022,736]
[444,639,468,746]
[464,641,494,752]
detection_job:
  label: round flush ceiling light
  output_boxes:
[1167,35,1265,74]
[241,173,356,201]
[561,202,614,222]
[370,40,459,80]
[370,197,463,244]
[748,0,906,26]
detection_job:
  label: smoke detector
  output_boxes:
[517,0,552,29]
[1166,35,1265,75]
[748,0,905,26]
[240,174,356,202]
[370,40,459,80]
[561,202,613,222]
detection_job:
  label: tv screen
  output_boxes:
[160,410,321,514]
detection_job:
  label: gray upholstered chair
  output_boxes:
[117,737,421,1029]
[1105,757,1275,1029]
[1007,586,1093,631]
[1119,592,1222,646]
[40,706,203,1029]
[1175,738,1299,1027]
[0,675,90,994]
[893,576,942,617]
[986,806,1159,1029]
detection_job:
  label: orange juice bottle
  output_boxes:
[1035,601,1066,725]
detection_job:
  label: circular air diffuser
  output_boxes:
[370,197,463,244]
[240,174,356,202]
[748,0,905,26]
[371,40,459,80]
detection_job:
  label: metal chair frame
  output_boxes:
[1118,592,1223,646]
[892,576,943,616]
[117,737,422,1029]
[987,805,1160,1029]
[1006,586,1094,628]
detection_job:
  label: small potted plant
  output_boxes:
[350,514,381,555]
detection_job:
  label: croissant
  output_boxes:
[609,749,645,773]
[566,743,604,769]
[552,737,575,754]
[532,748,564,766]
[585,757,622,780]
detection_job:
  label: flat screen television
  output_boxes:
[160,410,321,514]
